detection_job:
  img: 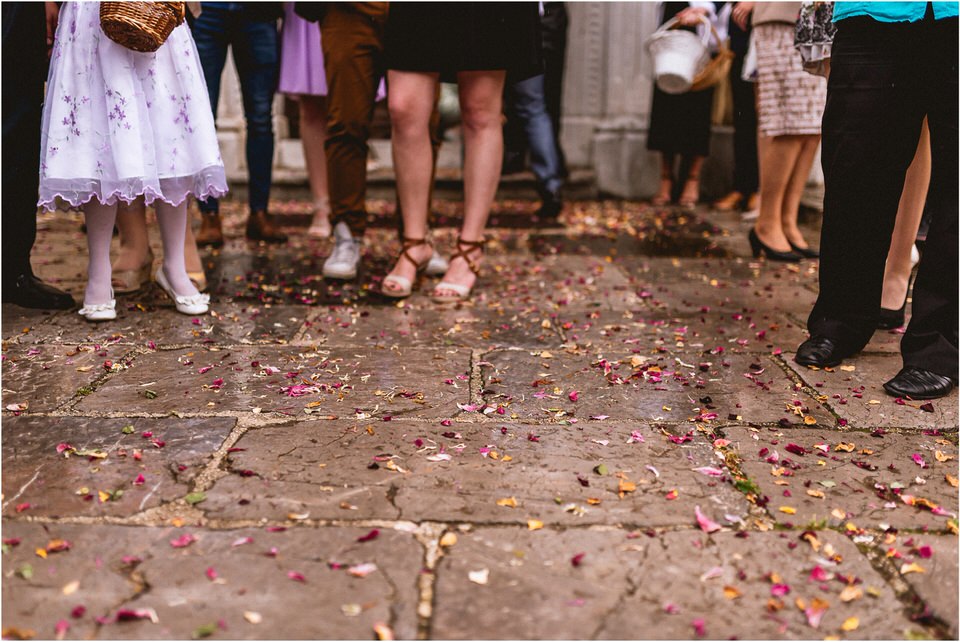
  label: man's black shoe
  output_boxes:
[536,188,563,220]
[883,367,956,400]
[2,273,74,310]
[795,336,848,368]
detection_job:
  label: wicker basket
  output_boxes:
[690,26,734,92]
[100,2,186,53]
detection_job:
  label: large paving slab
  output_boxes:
[431,528,920,640]
[892,534,959,637]
[74,346,470,419]
[9,302,306,348]
[201,421,750,526]
[556,308,809,355]
[1,342,134,413]
[297,304,563,350]
[611,257,821,317]
[1,416,235,519]
[481,349,834,426]
[786,354,959,430]
[722,426,959,531]
[0,522,422,640]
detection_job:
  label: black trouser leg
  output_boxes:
[901,16,958,379]
[729,52,758,196]
[2,2,45,282]
[807,17,925,352]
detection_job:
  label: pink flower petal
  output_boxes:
[357,529,379,543]
[287,571,306,582]
[694,506,722,533]
[169,533,197,548]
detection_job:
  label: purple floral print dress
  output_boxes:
[38,1,227,212]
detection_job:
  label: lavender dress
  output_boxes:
[38,1,227,211]
[278,3,327,97]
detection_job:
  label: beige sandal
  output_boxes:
[381,237,434,299]
[431,238,485,303]
[111,248,155,294]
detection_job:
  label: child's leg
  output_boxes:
[155,201,200,297]
[83,200,119,304]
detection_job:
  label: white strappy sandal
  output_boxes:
[431,237,485,304]
[381,237,435,299]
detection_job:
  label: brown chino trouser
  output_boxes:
[321,2,441,238]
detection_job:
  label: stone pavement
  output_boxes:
[2,197,957,640]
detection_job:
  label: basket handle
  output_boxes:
[660,14,718,49]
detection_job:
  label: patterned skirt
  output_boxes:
[755,22,827,137]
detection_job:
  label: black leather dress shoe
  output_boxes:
[883,367,956,400]
[2,273,75,310]
[536,188,563,220]
[795,336,848,368]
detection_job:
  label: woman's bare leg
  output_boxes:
[433,70,506,297]
[753,134,803,252]
[383,70,439,293]
[780,135,820,250]
[882,117,930,309]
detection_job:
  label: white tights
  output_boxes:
[83,200,199,305]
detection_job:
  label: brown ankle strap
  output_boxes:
[450,237,485,276]
[398,237,432,270]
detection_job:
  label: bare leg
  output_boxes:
[433,70,506,297]
[653,152,674,205]
[753,134,803,252]
[383,70,439,293]
[300,95,332,237]
[882,117,930,309]
[678,155,705,206]
[780,134,821,249]
[113,197,149,272]
[155,201,200,297]
[83,200,120,304]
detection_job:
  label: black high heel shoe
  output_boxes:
[788,241,820,259]
[877,274,914,329]
[748,229,802,262]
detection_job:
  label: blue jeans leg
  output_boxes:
[232,17,279,213]
[189,5,232,214]
[512,74,562,193]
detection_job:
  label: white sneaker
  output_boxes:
[322,222,361,279]
[740,208,760,222]
[425,249,449,276]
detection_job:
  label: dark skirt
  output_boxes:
[385,2,542,82]
[647,84,715,156]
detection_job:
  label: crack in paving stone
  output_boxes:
[855,540,954,639]
[411,522,446,640]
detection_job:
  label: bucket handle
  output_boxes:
[656,14,718,49]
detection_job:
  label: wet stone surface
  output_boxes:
[1,342,134,413]
[723,425,959,532]
[431,528,920,640]
[1,416,235,518]
[786,354,960,430]
[481,349,834,426]
[0,522,422,640]
[201,420,750,526]
[74,346,470,419]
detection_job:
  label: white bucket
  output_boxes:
[645,16,711,94]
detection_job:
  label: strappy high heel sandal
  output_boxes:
[381,237,434,299]
[431,237,485,304]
